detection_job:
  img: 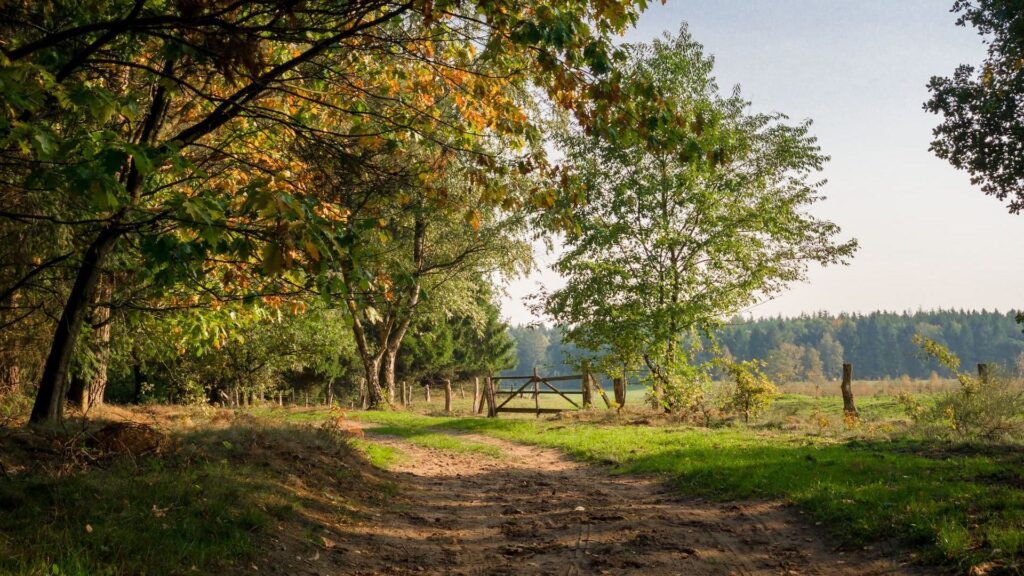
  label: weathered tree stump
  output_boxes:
[841,363,857,415]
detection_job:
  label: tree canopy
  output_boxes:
[540,28,856,409]
[1,0,686,423]
[926,0,1024,213]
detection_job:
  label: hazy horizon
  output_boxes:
[500,0,1024,325]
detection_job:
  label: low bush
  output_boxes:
[901,336,1024,442]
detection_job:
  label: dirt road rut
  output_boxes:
[324,429,919,576]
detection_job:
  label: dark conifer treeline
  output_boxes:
[511,310,1024,380]
[711,310,1024,379]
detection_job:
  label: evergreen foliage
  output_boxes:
[510,309,1024,380]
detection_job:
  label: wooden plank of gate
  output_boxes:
[495,379,536,410]
[541,380,580,408]
[496,407,566,414]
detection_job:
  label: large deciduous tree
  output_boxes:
[542,28,857,410]
[926,0,1024,213]
[1,0,669,424]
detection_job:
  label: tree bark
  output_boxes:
[86,280,113,410]
[0,360,19,399]
[67,375,87,410]
[30,226,119,424]
[382,347,398,405]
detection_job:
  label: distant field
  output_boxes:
[396,378,954,429]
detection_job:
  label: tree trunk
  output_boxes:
[67,375,87,411]
[365,357,389,409]
[86,281,113,410]
[841,363,857,415]
[0,360,19,399]
[30,227,119,424]
[613,377,626,407]
[381,347,398,405]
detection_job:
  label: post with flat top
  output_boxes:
[532,367,541,417]
[581,360,593,408]
[841,363,857,416]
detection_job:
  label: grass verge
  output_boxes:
[0,410,390,576]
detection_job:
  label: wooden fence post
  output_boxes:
[581,361,593,408]
[473,377,480,412]
[532,368,541,418]
[424,383,431,403]
[444,379,453,414]
[485,376,496,417]
[841,363,857,415]
[977,363,990,384]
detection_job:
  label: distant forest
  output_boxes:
[508,310,1024,381]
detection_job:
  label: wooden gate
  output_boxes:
[487,366,610,417]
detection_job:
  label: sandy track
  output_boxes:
[320,428,921,576]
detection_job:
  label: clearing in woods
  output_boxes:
[333,423,918,576]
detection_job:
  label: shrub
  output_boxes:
[719,359,779,423]
[902,336,1024,442]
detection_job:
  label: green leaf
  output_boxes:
[262,243,284,274]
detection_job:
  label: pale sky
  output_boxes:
[500,0,1024,325]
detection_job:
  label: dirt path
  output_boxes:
[317,428,920,576]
